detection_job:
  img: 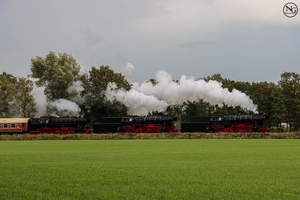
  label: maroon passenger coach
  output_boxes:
[0,118,31,133]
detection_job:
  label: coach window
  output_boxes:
[3,124,8,128]
[0,124,2,128]
[11,124,16,128]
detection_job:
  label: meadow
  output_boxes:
[0,140,299,199]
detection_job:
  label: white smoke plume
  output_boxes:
[49,99,81,116]
[135,70,257,111]
[69,80,85,105]
[31,84,82,117]
[106,70,257,114]
[106,83,168,115]
[31,85,47,117]
[79,64,91,75]
[122,62,135,76]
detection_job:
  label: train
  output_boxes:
[0,114,269,134]
[0,116,90,134]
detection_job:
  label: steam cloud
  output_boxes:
[106,83,168,115]
[106,70,257,115]
[30,66,257,117]
[69,81,85,105]
[49,99,81,116]
[122,62,135,76]
[31,84,82,117]
[30,85,47,117]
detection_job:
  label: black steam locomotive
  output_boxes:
[93,115,178,133]
[29,116,91,134]
[181,115,269,133]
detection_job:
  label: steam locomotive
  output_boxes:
[0,114,269,134]
[181,115,269,132]
[29,116,91,134]
[93,115,178,133]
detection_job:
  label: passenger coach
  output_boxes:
[0,118,31,133]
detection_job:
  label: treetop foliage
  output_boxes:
[0,73,36,117]
[80,65,131,122]
[30,51,81,101]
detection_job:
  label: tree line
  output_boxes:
[0,51,299,131]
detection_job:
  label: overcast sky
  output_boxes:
[1,0,299,83]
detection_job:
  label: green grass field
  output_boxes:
[0,140,299,200]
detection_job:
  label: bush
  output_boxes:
[0,132,300,140]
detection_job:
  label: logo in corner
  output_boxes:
[283,2,298,18]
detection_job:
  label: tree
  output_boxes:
[278,72,300,131]
[13,77,37,117]
[204,74,234,91]
[181,100,211,121]
[0,72,17,117]
[250,82,285,130]
[80,65,131,122]
[30,51,81,101]
[147,78,158,85]
[213,104,251,115]
[0,73,37,117]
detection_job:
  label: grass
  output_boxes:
[0,140,299,199]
